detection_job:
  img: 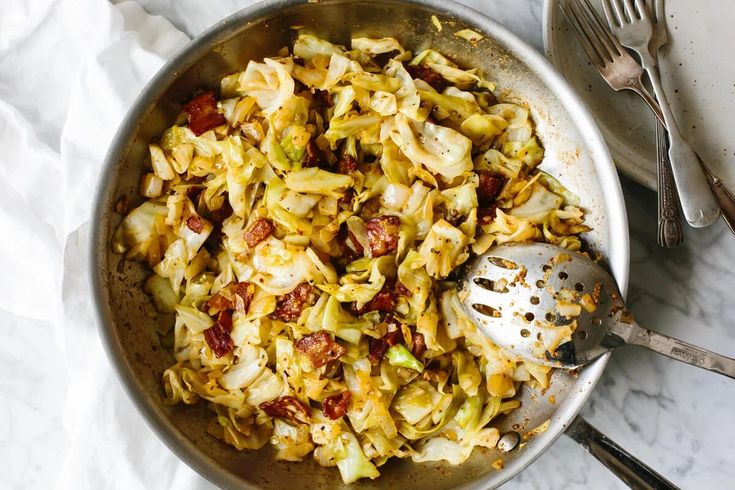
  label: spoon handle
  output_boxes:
[614,320,735,379]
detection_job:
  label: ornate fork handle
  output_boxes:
[656,120,683,247]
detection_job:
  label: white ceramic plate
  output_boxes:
[543,0,735,190]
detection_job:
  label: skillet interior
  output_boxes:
[91,1,629,488]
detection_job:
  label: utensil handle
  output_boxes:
[644,63,720,228]
[618,321,735,379]
[655,119,683,247]
[700,160,735,235]
[566,416,679,490]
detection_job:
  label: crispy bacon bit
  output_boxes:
[336,154,357,175]
[322,391,351,420]
[406,64,448,91]
[477,173,504,225]
[207,281,254,314]
[411,331,426,359]
[186,215,205,234]
[295,331,347,368]
[244,218,274,248]
[234,282,254,311]
[183,91,226,136]
[271,283,317,322]
[304,139,323,168]
[477,172,505,203]
[395,281,412,297]
[359,287,396,314]
[206,291,232,313]
[368,324,404,362]
[478,204,498,225]
[366,215,400,257]
[259,396,311,424]
[204,310,233,358]
[368,338,389,361]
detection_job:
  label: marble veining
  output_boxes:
[1,0,733,489]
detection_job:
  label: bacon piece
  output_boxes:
[368,337,389,362]
[359,287,396,314]
[406,64,448,92]
[477,172,505,203]
[336,154,357,175]
[206,292,233,313]
[206,281,254,314]
[259,396,311,424]
[411,331,426,359]
[295,331,347,368]
[395,281,412,297]
[204,310,233,358]
[322,391,351,420]
[244,218,274,248]
[271,283,317,322]
[366,215,400,257]
[234,282,254,312]
[368,322,404,362]
[183,91,226,136]
[304,139,323,168]
[477,204,498,225]
[477,173,504,225]
[186,216,205,233]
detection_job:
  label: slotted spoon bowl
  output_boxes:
[460,242,735,378]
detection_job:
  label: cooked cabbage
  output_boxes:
[113,34,591,485]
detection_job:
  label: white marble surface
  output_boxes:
[2,0,734,489]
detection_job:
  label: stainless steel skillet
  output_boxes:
[90,0,665,488]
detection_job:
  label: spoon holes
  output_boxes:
[530,296,540,305]
[545,312,556,322]
[524,312,535,322]
[577,330,589,340]
[536,279,546,288]
[574,282,584,292]
[472,304,502,318]
[542,264,552,273]
[591,317,602,327]
[473,277,509,293]
[487,257,518,270]
[558,271,568,280]
[520,328,531,338]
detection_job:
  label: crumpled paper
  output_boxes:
[0,0,218,488]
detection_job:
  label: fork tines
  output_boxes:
[561,0,626,67]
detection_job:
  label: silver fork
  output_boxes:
[602,0,719,228]
[561,0,663,120]
[647,0,683,247]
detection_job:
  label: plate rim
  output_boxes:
[542,0,658,190]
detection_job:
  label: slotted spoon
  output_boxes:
[459,242,735,378]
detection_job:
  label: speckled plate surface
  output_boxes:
[543,0,735,191]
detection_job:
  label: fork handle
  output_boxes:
[655,120,683,247]
[700,160,735,235]
[612,319,735,380]
[641,58,720,228]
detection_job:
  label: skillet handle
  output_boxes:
[565,416,679,490]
